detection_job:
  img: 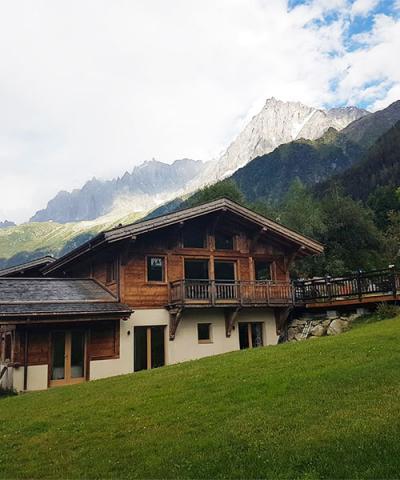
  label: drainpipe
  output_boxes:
[23,327,29,391]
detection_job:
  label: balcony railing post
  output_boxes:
[357,270,362,301]
[211,280,216,305]
[389,266,397,298]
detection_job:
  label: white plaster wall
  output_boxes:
[77,307,278,382]
[167,307,277,365]
[13,365,48,392]
[90,319,134,380]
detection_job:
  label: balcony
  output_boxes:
[169,279,294,307]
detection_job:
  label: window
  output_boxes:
[183,229,206,248]
[184,259,209,280]
[197,323,212,343]
[147,256,165,282]
[106,260,117,284]
[215,232,234,250]
[254,261,272,281]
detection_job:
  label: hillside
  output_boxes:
[0,211,143,270]
[1,318,399,479]
[317,121,400,202]
[230,100,400,204]
[231,127,363,203]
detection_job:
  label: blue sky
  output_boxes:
[0,0,399,222]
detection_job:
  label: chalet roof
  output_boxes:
[0,278,132,322]
[0,256,56,277]
[44,198,324,274]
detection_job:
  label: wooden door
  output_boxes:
[50,330,86,386]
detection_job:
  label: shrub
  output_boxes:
[376,302,400,320]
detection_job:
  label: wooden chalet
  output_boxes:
[0,198,323,392]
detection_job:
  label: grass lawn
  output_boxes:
[1,317,400,479]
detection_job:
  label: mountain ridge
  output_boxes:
[30,158,206,224]
[0,220,16,229]
[192,98,369,187]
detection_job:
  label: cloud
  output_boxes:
[351,0,379,17]
[0,0,399,222]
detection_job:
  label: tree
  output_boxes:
[185,179,245,208]
[279,178,326,239]
[319,192,385,275]
[367,186,400,229]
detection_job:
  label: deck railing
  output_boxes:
[294,269,399,304]
[169,279,294,306]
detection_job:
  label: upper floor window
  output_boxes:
[106,260,117,284]
[254,260,272,281]
[182,229,206,249]
[147,256,165,282]
[215,231,234,250]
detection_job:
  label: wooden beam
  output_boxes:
[224,307,241,337]
[120,236,137,266]
[169,307,184,341]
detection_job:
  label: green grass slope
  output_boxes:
[1,318,400,479]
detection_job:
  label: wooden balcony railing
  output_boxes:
[169,279,294,307]
[294,269,399,304]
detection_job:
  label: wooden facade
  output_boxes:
[61,213,295,310]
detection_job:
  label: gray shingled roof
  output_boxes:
[0,278,132,320]
[0,256,55,277]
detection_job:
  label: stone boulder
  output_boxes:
[327,318,350,336]
[311,324,326,337]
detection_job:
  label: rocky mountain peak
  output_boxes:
[30,158,206,223]
[0,220,16,229]
[193,99,369,185]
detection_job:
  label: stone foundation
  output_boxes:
[287,312,362,341]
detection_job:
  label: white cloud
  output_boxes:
[0,0,399,222]
[351,0,379,17]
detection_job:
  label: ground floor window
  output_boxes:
[134,326,165,372]
[238,322,264,350]
[50,330,86,386]
[197,323,212,343]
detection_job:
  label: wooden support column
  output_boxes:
[224,307,241,337]
[23,328,29,391]
[169,307,184,341]
[274,306,293,336]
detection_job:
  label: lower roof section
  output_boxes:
[0,278,132,323]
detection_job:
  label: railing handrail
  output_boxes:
[170,279,291,285]
[294,268,399,303]
[169,279,293,306]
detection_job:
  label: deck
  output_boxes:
[294,269,400,308]
[169,280,294,308]
[168,270,400,310]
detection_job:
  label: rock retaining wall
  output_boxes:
[287,313,360,342]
